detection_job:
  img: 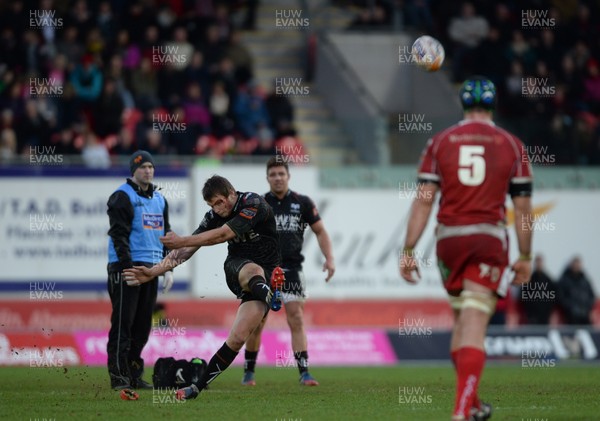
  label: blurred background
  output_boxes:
[1,0,599,367]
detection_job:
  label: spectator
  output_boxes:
[233,83,270,139]
[70,54,103,104]
[535,29,563,76]
[48,54,68,88]
[0,128,17,161]
[1,109,15,133]
[21,30,44,75]
[202,25,226,73]
[16,100,51,153]
[67,0,93,43]
[106,54,135,109]
[131,57,159,111]
[182,81,211,134]
[140,25,160,68]
[156,5,177,33]
[212,3,233,42]
[212,57,238,102]
[164,27,194,71]
[488,3,513,44]
[0,28,20,71]
[557,54,585,111]
[2,81,24,118]
[557,257,596,325]
[185,51,211,101]
[86,27,106,56]
[520,255,556,325]
[142,128,166,155]
[115,30,142,71]
[81,131,110,168]
[448,2,489,81]
[505,30,536,74]
[97,1,118,46]
[565,4,596,47]
[209,80,233,137]
[111,127,136,156]
[224,30,253,85]
[583,58,600,114]
[52,128,79,155]
[265,81,294,137]
[56,27,84,67]
[126,3,157,44]
[55,83,80,131]
[473,27,507,86]
[94,78,124,138]
[504,59,527,116]
[569,40,591,72]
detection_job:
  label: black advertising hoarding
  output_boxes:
[388,327,600,361]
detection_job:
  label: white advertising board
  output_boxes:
[0,175,192,286]
[190,167,600,299]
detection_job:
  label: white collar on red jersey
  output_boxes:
[458,119,496,126]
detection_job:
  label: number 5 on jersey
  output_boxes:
[458,145,485,186]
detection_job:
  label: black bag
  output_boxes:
[152,357,207,388]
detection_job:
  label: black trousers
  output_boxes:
[106,267,158,380]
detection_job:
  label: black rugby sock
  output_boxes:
[295,351,309,375]
[196,342,239,391]
[248,275,271,305]
[244,350,258,373]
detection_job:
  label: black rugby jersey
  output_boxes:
[264,190,320,269]
[193,192,280,268]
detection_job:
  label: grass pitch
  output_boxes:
[1,364,598,420]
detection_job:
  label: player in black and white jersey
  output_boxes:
[242,157,335,386]
[124,175,285,400]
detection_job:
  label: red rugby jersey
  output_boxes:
[418,119,532,226]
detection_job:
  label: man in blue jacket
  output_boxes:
[106,150,173,390]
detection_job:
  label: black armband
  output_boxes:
[509,181,532,197]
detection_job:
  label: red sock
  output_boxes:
[451,350,481,411]
[453,347,485,418]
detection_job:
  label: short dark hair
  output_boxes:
[202,175,235,201]
[266,156,289,174]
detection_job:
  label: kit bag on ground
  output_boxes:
[152,357,207,388]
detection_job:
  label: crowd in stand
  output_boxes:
[347,0,600,165]
[0,0,300,165]
[3,1,599,166]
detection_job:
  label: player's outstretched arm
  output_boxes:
[311,220,335,282]
[160,225,236,249]
[400,182,438,283]
[511,195,533,285]
[124,246,200,285]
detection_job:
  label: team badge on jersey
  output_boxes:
[143,213,164,230]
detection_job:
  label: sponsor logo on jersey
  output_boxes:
[290,203,301,214]
[275,214,304,232]
[143,213,164,230]
[239,207,257,220]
